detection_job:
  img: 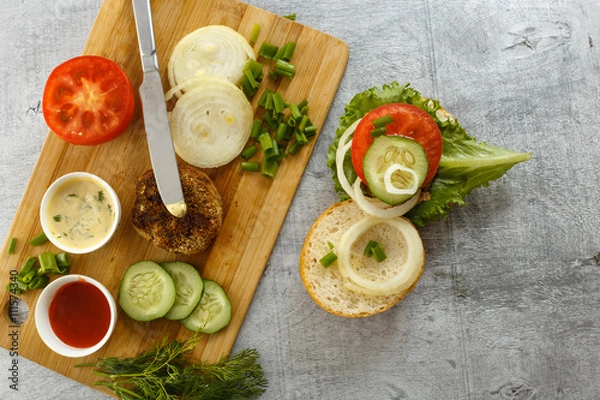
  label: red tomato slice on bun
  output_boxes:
[351,103,443,186]
[42,55,135,145]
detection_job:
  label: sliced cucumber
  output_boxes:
[118,260,176,322]
[181,280,232,334]
[363,135,429,205]
[161,261,204,320]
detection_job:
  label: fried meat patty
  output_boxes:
[132,164,223,254]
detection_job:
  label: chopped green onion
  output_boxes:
[38,251,60,274]
[20,268,37,284]
[241,145,259,160]
[370,127,387,137]
[28,275,49,290]
[274,59,296,78]
[241,161,260,172]
[304,124,318,136]
[18,256,37,278]
[251,119,263,139]
[284,13,296,20]
[274,41,297,61]
[372,115,394,128]
[272,92,287,115]
[29,232,48,246]
[364,241,387,262]
[258,42,278,59]
[289,103,302,121]
[55,252,72,270]
[275,123,289,141]
[250,23,261,44]
[319,250,337,268]
[7,238,17,255]
[287,139,304,155]
[261,159,279,179]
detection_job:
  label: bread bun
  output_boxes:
[299,200,424,318]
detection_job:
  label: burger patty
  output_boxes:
[132,164,223,254]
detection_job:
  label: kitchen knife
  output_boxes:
[132,0,187,218]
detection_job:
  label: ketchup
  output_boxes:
[48,280,111,348]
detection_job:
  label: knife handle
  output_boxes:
[131,0,159,73]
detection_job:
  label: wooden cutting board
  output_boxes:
[0,0,348,395]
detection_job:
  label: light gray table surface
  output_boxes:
[1,0,599,399]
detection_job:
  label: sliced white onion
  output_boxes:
[337,216,424,296]
[168,25,255,97]
[170,76,253,168]
[335,119,361,199]
[383,164,419,195]
[352,178,420,219]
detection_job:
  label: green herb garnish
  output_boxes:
[77,335,268,399]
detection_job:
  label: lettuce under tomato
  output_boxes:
[327,81,532,227]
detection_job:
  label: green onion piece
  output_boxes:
[263,112,279,130]
[241,161,260,172]
[304,124,318,136]
[295,130,308,145]
[274,59,296,78]
[297,114,309,133]
[261,159,279,179]
[29,232,48,246]
[298,98,308,110]
[251,119,263,139]
[7,238,17,255]
[55,252,72,270]
[272,92,287,115]
[38,251,60,274]
[258,42,278,59]
[258,132,277,159]
[18,256,37,278]
[268,70,281,81]
[250,23,261,44]
[364,240,377,257]
[372,115,394,128]
[20,268,37,284]
[258,89,273,108]
[28,275,49,290]
[284,13,296,20]
[244,59,263,79]
[287,139,304,155]
[372,244,387,262]
[327,241,335,249]
[6,283,23,296]
[243,69,260,89]
[16,279,28,293]
[274,41,297,61]
[241,145,259,160]
[319,251,337,268]
[370,127,387,137]
[275,123,289,141]
[288,104,301,121]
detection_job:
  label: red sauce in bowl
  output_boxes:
[48,280,111,348]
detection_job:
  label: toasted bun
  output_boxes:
[299,200,424,318]
[132,164,223,254]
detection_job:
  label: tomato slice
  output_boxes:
[42,55,135,145]
[350,103,443,186]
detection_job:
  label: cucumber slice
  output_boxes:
[181,280,232,334]
[363,136,429,205]
[118,260,176,321]
[160,261,204,320]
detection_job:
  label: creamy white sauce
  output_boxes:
[45,178,115,249]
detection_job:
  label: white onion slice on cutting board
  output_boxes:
[170,76,253,168]
[168,25,255,97]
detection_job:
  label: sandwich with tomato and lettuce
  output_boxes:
[299,82,531,318]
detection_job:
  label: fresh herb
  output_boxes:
[77,335,268,400]
[53,214,62,222]
[96,190,105,203]
[327,82,532,227]
[67,193,78,198]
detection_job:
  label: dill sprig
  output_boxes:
[76,335,267,399]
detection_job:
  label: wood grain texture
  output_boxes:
[0,0,347,394]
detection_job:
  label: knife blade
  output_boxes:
[132,0,187,218]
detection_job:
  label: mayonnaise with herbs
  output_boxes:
[45,178,116,250]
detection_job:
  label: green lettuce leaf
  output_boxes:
[327,81,532,227]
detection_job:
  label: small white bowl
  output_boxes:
[40,172,121,254]
[35,274,117,358]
